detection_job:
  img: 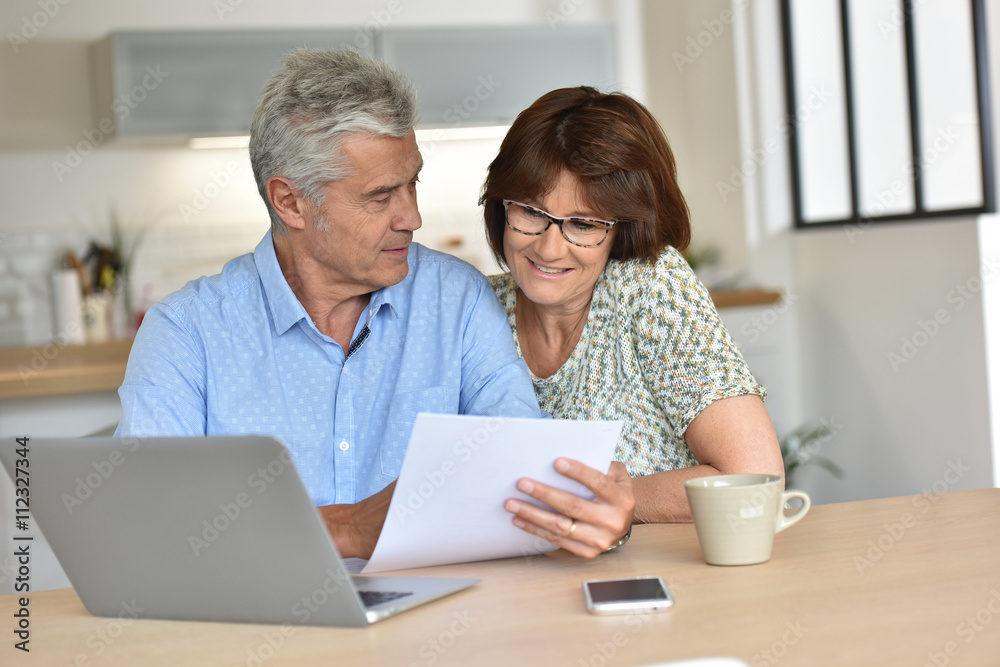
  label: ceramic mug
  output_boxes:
[684,474,810,566]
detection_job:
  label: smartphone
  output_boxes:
[582,576,674,615]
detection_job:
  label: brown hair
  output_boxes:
[480,87,690,267]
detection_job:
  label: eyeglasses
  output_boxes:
[502,200,616,248]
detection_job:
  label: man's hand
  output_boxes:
[503,459,634,559]
[318,480,397,559]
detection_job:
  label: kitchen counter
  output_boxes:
[708,288,782,308]
[0,338,133,399]
[0,290,782,399]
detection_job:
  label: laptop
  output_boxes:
[0,435,478,627]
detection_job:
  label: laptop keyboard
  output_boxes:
[359,590,414,608]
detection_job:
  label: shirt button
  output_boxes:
[339,440,349,452]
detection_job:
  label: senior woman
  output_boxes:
[484,87,784,558]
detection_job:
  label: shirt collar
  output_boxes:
[370,243,422,322]
[254,230,403,335]
[254,230,311,335]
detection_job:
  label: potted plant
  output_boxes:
[780,422,845,489]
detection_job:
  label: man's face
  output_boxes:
[301,131,423,294]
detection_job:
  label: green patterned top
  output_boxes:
[489,246,765,476]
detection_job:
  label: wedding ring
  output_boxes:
[568,519,577,537]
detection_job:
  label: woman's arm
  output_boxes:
[503,394,783,554]
[632,393,784,523]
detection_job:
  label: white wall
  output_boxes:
[640,0,752,273]
[793,219,993,501]
[779,0,998,501]
[644,0,997,503]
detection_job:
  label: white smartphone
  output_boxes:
[582,576,674,615]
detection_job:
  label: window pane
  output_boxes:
[788,0,853,222]
[848,0,915,217]
[913,0,983,210]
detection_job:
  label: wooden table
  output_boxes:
[3,488,998,666]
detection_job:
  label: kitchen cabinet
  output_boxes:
[94,30,369,140]
[380,25,617,128]
[93,24,616,140]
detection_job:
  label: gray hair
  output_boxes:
[249,49,418,235]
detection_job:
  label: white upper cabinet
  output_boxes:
[380,25,618,128]
[93,26,617,141]
[94,30,370,140]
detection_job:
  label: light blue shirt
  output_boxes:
[116,231,542,505]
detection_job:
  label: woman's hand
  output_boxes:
[503,458,634,559]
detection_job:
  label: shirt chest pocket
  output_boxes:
[379,384,457,477]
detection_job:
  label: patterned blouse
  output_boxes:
[489,246,765,476]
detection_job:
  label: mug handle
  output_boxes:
[775,490,811,533]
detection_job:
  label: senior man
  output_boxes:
[116,49,542,558]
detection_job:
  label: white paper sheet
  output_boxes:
[363,413,623,573]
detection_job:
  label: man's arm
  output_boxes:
[457,277,543,418]
[115,303,208,437]
[317,481,396,558]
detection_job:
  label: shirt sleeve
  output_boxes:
[457,275,544,418]
[630,251,765,439]
[115,301,209,437]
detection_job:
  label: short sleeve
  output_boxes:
[630,249,765,439]
[459,272,541,418]
[115,301,209,437]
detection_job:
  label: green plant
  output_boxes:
[780,422,845,489]
[682,243,720,271]
[107,206,152,319]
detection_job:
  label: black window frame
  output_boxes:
[780,0,995,229]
